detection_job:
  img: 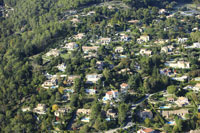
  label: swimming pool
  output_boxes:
[159,106,170,109]
[106,118,111,121]
[103,97,109,101]
[166,121,175,125]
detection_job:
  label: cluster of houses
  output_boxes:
[25,4,200,132]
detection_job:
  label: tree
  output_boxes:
[52,104,59,111]
[103,68,111,81]
[55,92,61,101]
[34,55,43,65]
[90,102,101,121]
[118,103,128,126]
[167,85,177,95]
[80,124,90,133]
[145,118,151,127]
[70,94,79,108]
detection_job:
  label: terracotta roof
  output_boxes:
[120,83,128,87]
[106,90,118,95]
[143,128,154,133]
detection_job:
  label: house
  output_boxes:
[44,73,53,79]
[128,20,139,24]
[137,128,155,133]
[99,37,111,45]
[167,97,175,102]
[175,97,189,107]
[54,107,71,117]
[77,109,91,116]
[115,46,124,53]
[154,39,169,44]
[82,46,99,53]
[106,109,117,119]
[172,75,188,82]
[165,61,190,69]
[70,18,80,23]
[64,42,79,50]
[33,104,46,114]
[160,109,189,119]
[103,90,119,101]
[87,11,95,16]
[120,83,129,93]
[140,49,152,56]
[193,42,200,48]
[46,49,60,57]
[161,45,174,54]
[139,110,153,120]
[96,61,104,70]
[192,83,200,92]
[159,68,174,76]
[42,77,58,89]
[57,63,66,72]
[118,68,132,74]
[120,33,130,41]
[22,107,31,112]
[189,129,200,133]
[183,85,193,90]
[84,52,97,59]
[137,35,150,44]
[74,33,85,40]
[86,74,102,84]
[64,75,80,86]
[159,9,167,14]
[178,38,188,44]
[85,89,96,95]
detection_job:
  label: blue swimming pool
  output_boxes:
[103,97,109,101]
[159,106,170,109]
[166,121,175,125]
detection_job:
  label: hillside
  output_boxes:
[0,0,200,132]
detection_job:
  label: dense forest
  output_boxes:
[0,0,199,132]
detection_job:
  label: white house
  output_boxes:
[106,109,117,119]
[99,38,111,45]
[115,46,124,53]
[85,89,96,95]
[172,75,188,82]
[54,107,70,117]
[74,33,85,40]
[46,49,60,57]
[175,97,189,107]
[77,109,91,116]
[86,74,102,84]
[42,77,58,89]
[140,49,152,56]
[137,35,150,44]
[192,83,200,92]
[57,63,66,72]
[64,42,79,50]
[178,38,188,44]
[96,61,104,70]
[165,61,190,69]
[120,34,130,41]
[103,90,119,101]
[33,104,46,115]
[161,45,174,54]
[193,42,200,48]
[120,83,129,93]
[82,46,99,53]
[159,9,167,14]
[22,107,31,112]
